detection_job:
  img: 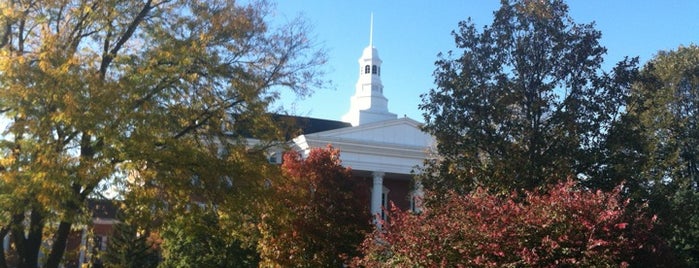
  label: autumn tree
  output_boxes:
[419,0,636,196]
[353,180,672,267]
[258,146,371,267]
[605,45,699,266]
[0,0,326,267]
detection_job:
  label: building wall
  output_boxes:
[384,179,412,210]
[357,175,413,213]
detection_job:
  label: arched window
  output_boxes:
[364,65,370,74]
[372,65,377,74]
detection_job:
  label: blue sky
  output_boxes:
[270,1,698,122]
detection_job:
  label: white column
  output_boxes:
[371,171,384,221]
[78,227,87,267]
[413,179,424,213]
[3,233,9,253]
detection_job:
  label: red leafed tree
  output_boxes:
[353,180,672,267]
[258,145,371,267]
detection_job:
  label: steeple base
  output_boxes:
[342,109,397,127]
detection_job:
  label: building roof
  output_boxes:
[273,114,352,135]
[227,113,351,141]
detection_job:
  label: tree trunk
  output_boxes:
[44,221,73,268]
[15,208,44,268]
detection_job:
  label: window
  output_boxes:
[372,65,377,74]
[381,186,390,220]
[378,66,380,76]
[93,236,107,251]
[409,191,422,214]
[364,65,370,74]
[267,151,279,164]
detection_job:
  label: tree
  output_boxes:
[159,208,260,268]
[100,206,160,268]
[257,146,371,267]
[605,45,699,266]
[353,180,672,267]
[0,0,326,267]
[419,0,636,196]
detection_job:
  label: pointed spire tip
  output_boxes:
[369,13,374,47]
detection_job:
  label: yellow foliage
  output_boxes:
[0,0,327,265]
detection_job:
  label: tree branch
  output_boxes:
[99,0,153,77]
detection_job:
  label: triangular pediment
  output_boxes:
[304,117,433,148]
[290,117,435,174]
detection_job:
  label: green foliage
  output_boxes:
[101,211,160,268]
[0,0,326,267]
[159,208,259,268]
[664,185,699,267]
[417,0,697,265]
[258,146,371,267]
[419,0,636,196]
[353,180,672,267]
[606,45,699,266]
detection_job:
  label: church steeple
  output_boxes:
[342,14,397,126]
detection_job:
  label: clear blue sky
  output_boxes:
[270,1,698,122]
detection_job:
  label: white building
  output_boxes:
[287,17,434,219]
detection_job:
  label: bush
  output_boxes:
[353,180,671,267]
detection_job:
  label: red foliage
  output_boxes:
[259,145,371,267]
[353,180,667,267]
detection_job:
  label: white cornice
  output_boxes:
[302,136,427,159]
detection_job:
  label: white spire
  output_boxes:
[369,13,374,47]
